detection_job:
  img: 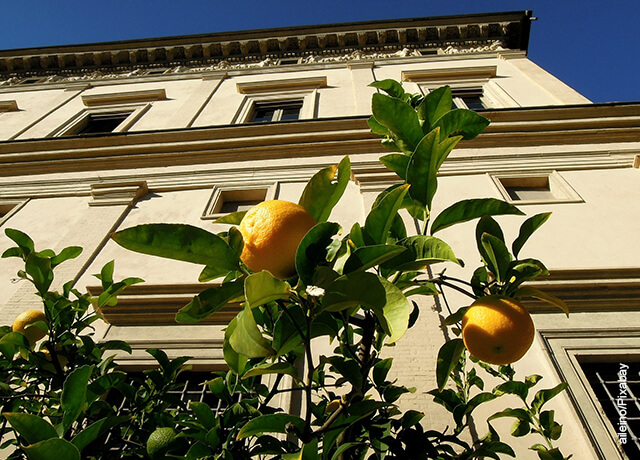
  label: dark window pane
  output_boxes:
[280,106,301,120]
[75,112,131,135]
[249,101,302,122]
[580,361,640,459]
[252,107,277,122]
[460,95,485,110]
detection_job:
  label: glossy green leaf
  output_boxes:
[189,402,216,430]
[481,233,512,283]
[487,407,533,423]
[242,362,300,381]
[430,198,524,234]
[512,212,552,258]
[295,221,341,285]
[379,153,410,180]
[330,442,363,460]
[367,116,389,136]
[532,383,568,414]
[371,93,424,153]
[325,356,362,388]
[436,338,465,391]
[369,79,405,98]
[229,303,274,358]
[299,156,351,223]
[236,413,305,439]
[198,265,232,282]
[273,304,305,357]
[364,184,410,245]
[382,235,461,271]
[433,108,490,140]
[50,246,82,268]
[97,276,145,308]
[417,85,452,132]
[406,128,439,208]
[0,331,30,358]
[493,381,530,400]
[25,253,53,295]
[96,260,114,290]
[322,271,385,312]
[211,210,247,225]
[23,438,80,460]
[4,228,34,256]
[176,280,244,323]
[61,365,93,435]
[370,277,411,344]
[3,413,58,445]
[516,286,569,317]
[245,271,290,308]
[476,215,504,261]
[343,244,405,274]
[223,316,248,374]
[111,223,239,270]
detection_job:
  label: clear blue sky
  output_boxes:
[1,0,639,103]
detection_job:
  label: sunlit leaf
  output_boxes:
[245,271,290,308]
[61,365,93,435]
[176,280,244,323]
[417,85,452,132]
[223,316,248,374]
[532,383,568,413]
[211,210,247,225]
[51,246,82,268]
[512,212,552,258]
[25,253,53,295]
[516,286,569,317]
[433,108,490,140]
[111,223,239,270]
[430,198,524,234]
[342,244,405,274]
[371,277,411,344]
[379,153,409,180]
[371,93,424,153]
[229,303,274,358]
[363,184,410,245]
[321,271,385,312]
[382,235,461,271]
[436,338,465,391]
[481,233,512,283]
[369,79,405,98]
[299,156,351,223]
[4,228,34,256]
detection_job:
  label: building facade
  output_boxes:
[0,11,639,459]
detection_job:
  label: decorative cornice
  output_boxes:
[0,11,532,83]
[89,181,148,206]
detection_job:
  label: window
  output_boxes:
[202,183,277,220]
[452,89,486,110]
[580,361,640,459]
[249,100,303,123]
[491,171,583,204]
[0,200,27,226]
[67,111,133,135]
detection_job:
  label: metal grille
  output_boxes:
[580,361,640,459]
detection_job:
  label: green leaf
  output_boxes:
[96,260,114,290]
[371,93,424,154]
[273,304,305,357]
[299,156,351,223]
[368,116,389,137]
[223,316,248,374]
[322,271,385,312]
[25,253,53,295]
[23,438,80,460]
[3,413,58,445]
[330,442,364,460]
[0,331,30,358]
[493,381,529,400]
[242,362,300,381]
[71,416,129,451]
[61,365,93,435]
[51,246,82,268]
[512,212,552,258]
[370,277,411,344]
[229,303,274,358]
[245,271,290,308]
[97,276,145,308]
[417,86,452,132]
[379,154,410,180]
[325,357,362,388]
[211,210,247,225]
[436,338,465,391]
[487,408,532,423]
[295,222,342,285]
[111,223,239,270]
[406,128,439,208]
[382,235,461,271]
[511,418,531,437]
[364,184,410,245]
[236,414,305,439]
[198,265,232,282]
[189,402,217,430]
[516,286,569,317]
[532,383,568,414]
[481,233,512,283]
[476,215,504,260]
[4,228,34,256]
[369,79,405,98]
[176,280,244,323]
[343,244,406,274]
[433,108,490,140]
[430,198,524,234]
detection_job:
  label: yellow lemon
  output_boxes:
[12,310,48,346]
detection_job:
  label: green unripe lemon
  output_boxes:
[146,427,177,459]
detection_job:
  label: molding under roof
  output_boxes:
[0,11,532,78]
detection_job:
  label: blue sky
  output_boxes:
[1,0,638,103]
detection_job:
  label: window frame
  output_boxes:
[201,182,278,220]
[0,200,28,226]
[490,171,583,205]
[541,329,640,459]
[249,100,304,123]
[54,103,151,137]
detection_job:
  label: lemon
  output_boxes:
[12,310,48,346]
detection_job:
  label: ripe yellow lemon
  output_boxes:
[238,200,316,280]
[461,296,534,365]
[12,310,48,346]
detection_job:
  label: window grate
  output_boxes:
[580,361,640,459]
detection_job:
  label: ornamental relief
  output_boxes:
[0,41,505,87]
